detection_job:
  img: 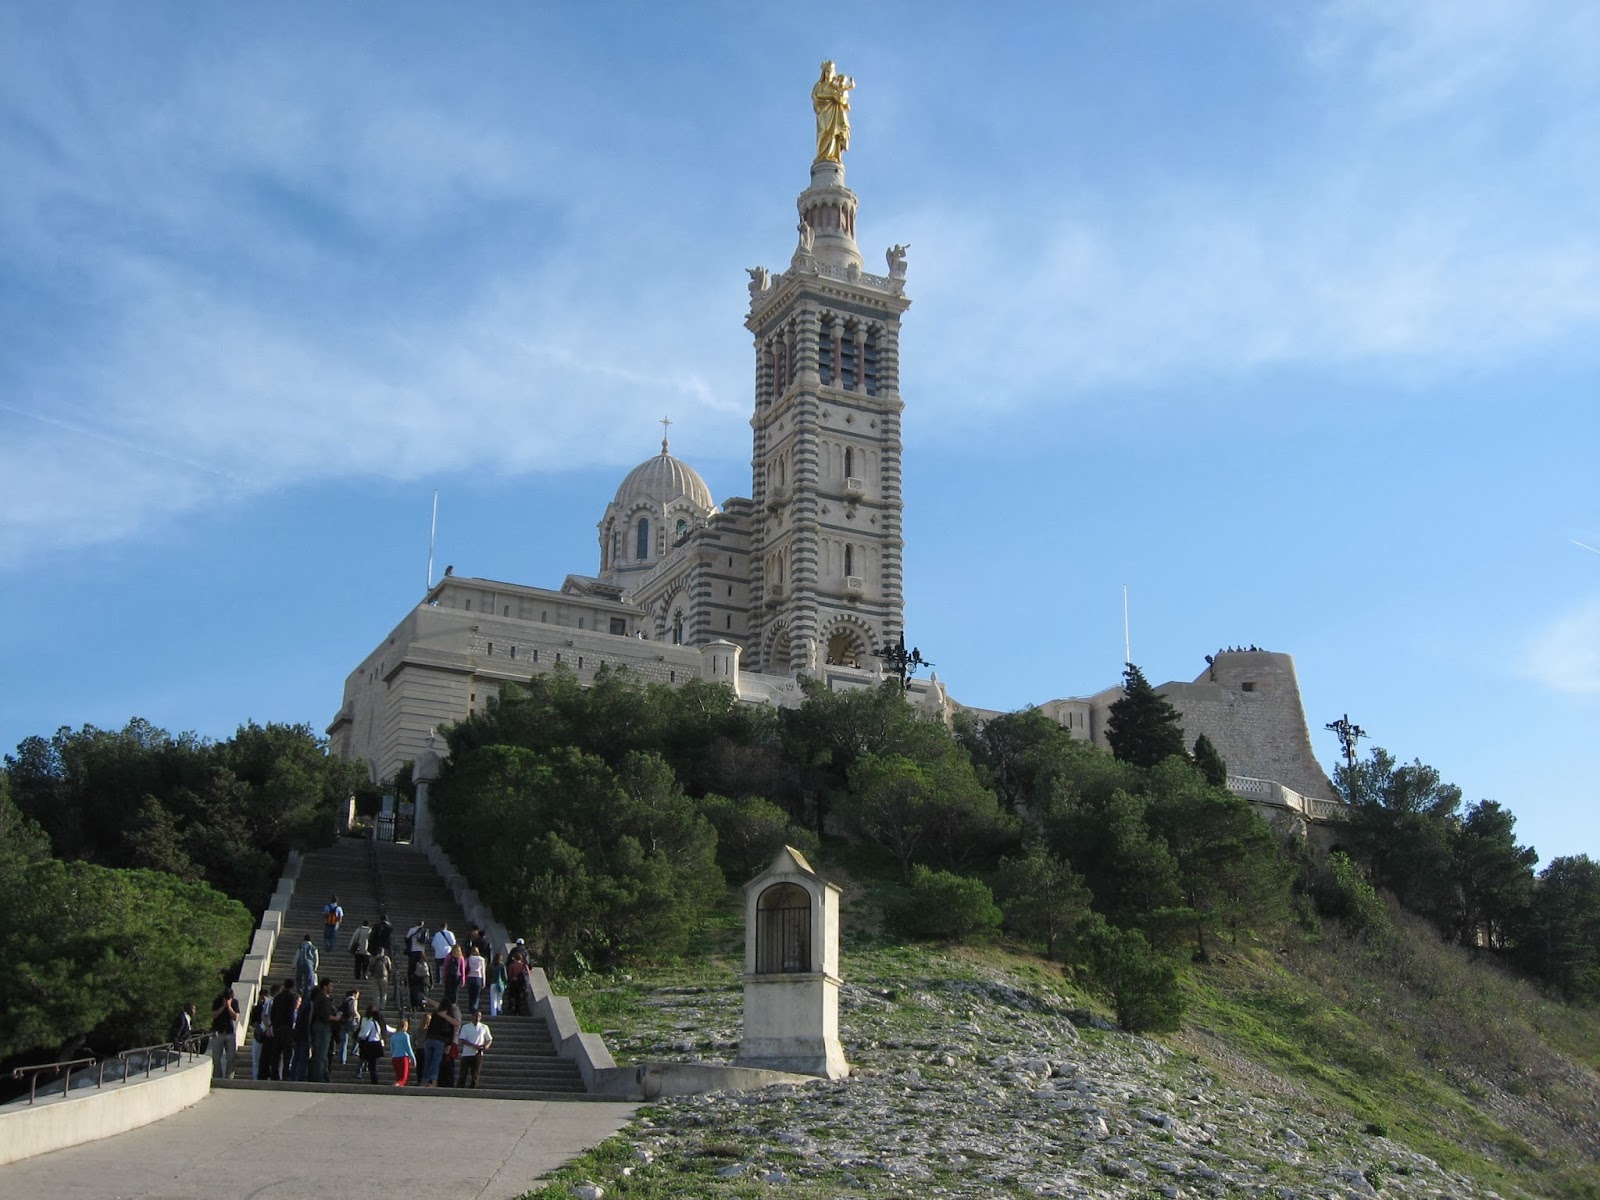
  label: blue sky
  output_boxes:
[2,2,1596,864]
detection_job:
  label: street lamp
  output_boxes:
[874,633,932,690]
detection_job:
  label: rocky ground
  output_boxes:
[532,949,1504,1200]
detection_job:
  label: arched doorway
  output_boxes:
[755,883,811,973]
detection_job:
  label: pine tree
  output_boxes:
[1192,734,1228,788]
[1105,663,1187,768]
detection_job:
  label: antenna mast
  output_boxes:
[1123,584,1131,665]
[426,490,438,591]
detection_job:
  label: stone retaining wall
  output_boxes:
[0,1052,212,1165]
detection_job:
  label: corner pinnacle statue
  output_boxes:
[812,60,855,163]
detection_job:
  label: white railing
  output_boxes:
[1228,775,1349,824]
[844,576,864,592]
[845,477,865,495]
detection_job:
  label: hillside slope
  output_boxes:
[530,914,1599,1200]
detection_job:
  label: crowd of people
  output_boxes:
[228,902,536,1089]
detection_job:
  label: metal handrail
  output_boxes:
[118,1033,210,1081]
[10,1034,208,1105]
[369,826,407,1026]
[10,1057,95,1105]
[368,824,388,923]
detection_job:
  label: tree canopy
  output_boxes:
[1105,663,1187,768]
[5,719,365,911]
[0,793,252,1061]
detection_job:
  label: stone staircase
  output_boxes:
[231,837,585,1097]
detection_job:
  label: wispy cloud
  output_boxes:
[2,2,1596,565]
[1524,598,1600,696]
[0,30,752,567]
[901,1,1600,409]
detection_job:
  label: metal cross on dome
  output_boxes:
[659,415,672,453]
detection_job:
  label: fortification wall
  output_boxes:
[1156,651,1336,802]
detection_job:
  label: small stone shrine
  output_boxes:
[735,845,849,1079]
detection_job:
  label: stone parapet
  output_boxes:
[0,1050,212,1165]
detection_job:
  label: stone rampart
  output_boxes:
[1156,651,1336,802]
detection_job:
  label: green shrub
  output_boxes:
[1315,851,1391,939]
[889,866,1003,941]
[1069,915,1185,1033]
[696,793,818,881]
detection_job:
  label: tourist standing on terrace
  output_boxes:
[209,986,239,1078]
[251,984,277,1079]
[455,1008,492,1088]
[270,981,298,1080]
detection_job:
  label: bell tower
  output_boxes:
[744,64,911,674]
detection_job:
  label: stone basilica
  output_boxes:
[331,71,931,786]
[329,68,1341,834]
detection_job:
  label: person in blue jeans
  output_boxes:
[419,1002,460,1087]
[321,895,344,952]
[308,981,336,1083]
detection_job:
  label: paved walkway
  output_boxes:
[0,1091,637,1199]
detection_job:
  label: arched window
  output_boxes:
[636,517,650,561]
[844,446,853,480]
[672,612,684,645]
[843,544,854,577]
[756,883,811,973]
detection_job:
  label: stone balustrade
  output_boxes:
[1227,775,1349,825]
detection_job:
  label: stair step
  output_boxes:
[213,1079,595,1101]
[238,839,589,1094]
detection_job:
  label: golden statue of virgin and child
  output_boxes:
[812,61,855,163]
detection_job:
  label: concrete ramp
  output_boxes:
[0,1090,635,1199]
